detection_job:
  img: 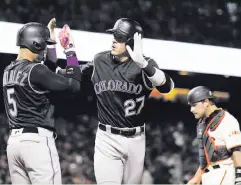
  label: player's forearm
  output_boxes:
[65,48,79,66]
[142,61,166,86]
[56,64,94,81]
[155,73,174,93]
[45,73,80,93]
[141,61,174,93]
[67,55,78,66]
[192,167,203,182]
[55,49,79,76]
[55,48,80,76]
[31,65,81,93]
[187,167,203,184]
[46,46,57,64]
[42,75,80,93]
[195,167,204,177]
[233,151,241,167]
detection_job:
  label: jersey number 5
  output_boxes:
[124,96,145,117]
[7,88,18,117]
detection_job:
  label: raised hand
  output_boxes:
[47,18,57,42]
[126,32,147,68]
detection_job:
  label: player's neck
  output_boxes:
[113,50,130,62]
[205,104,218,118]
[16,48,35,62]
[114,55,129,62]
[119,56,129,62]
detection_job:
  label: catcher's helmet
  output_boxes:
[16,22,56,54]
[187,86,216,104]
[106,18,143,48]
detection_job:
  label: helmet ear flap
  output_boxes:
[125,37,134,49]
[33,41,42,50]
[125,31,143,49]
[31,40,46,53]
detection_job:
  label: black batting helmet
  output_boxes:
[16,22,56,54]
[106,18,143,48]
[187,86,216,104]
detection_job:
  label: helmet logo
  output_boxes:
[33,41,41,50]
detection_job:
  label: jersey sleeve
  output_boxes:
[222,115,241,150]
[42,47,58,72]
[46,46,57,64]
[30,63,80,93]
[142,57,174,93]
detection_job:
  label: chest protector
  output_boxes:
[197,110,231,169]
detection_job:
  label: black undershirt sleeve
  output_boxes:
[30,64,80,93]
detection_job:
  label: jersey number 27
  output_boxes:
[124,95,145,117]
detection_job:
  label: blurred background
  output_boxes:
[0,0,241,184]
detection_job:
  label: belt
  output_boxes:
[10,127,38,134]
[204,164,220,173]
[99,124,144,137]
[10,127,56,138]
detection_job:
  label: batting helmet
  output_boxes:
[16,22,56,54]
[187,86,216,104]
[106,18,143,48]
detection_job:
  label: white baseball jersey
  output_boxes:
[202,110,241,185]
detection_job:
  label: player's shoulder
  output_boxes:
[215,110,241,135]
[223,110,239,124]
[30,63,49,76]
[93,50,111,61]
[217,110,240,131]
[4,59,28,71]
[4,62,14,71]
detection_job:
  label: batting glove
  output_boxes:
[58,24,75,54]
[126,32,148,68]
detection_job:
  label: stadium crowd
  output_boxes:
[0,0,240,48]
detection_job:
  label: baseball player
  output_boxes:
[3,21,82,184]
[187,86,241,185]
[58,18,174,184]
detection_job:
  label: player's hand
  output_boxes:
[47,18,57,42]
[58,24,75,49]
[126,32,148,68]
[59,24,78,66]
